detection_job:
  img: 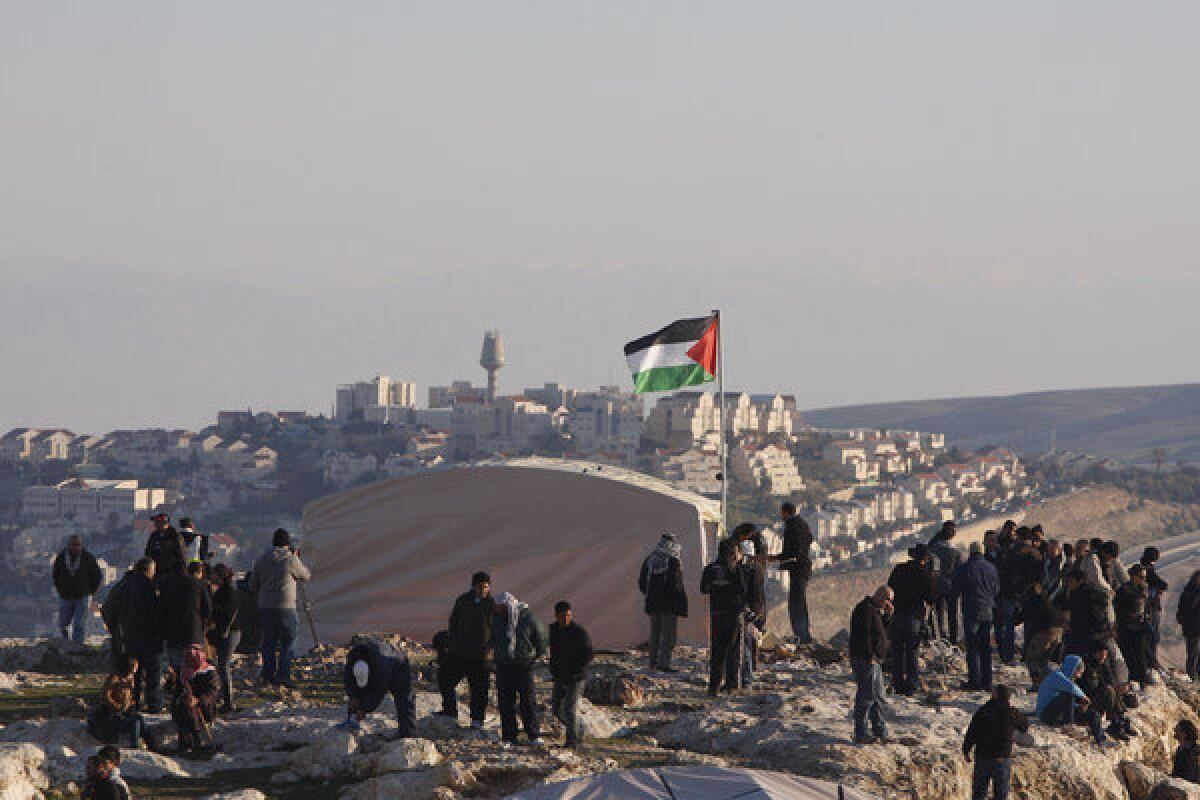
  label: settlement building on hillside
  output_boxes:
[731,443,806,496]
[643,392,799,449]
[336,375,417,422]
[22,479,167,527]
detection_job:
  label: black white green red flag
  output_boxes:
[624,315,719,394]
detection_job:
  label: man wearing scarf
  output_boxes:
[170,645,219,755]
[52,534,102,643]
[491,591,547,745]
[638,533,688,672]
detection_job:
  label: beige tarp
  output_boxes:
[300,461,720,649]
[504,766,880,800]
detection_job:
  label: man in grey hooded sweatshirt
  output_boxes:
[250,529,311,688]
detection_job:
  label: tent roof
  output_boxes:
[504,767,879,800]
[474,457,722,526]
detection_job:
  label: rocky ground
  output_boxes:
[3,635,1200,799]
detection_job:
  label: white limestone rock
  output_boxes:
[355,737,441,777]
[0,743,48,800]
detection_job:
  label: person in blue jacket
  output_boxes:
[1036,654,1109,747]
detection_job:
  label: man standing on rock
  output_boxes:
[119,558,164,712]
[638,533,688,672]
[548,600,593,749]
[160,560,212,672]
[439,571,495,729]
[52,534,103,643]
[962,684,1029,800]
[491,591,547,745]
[927,521,962,645]
[887,544,935,695]
[956,541,1000,692]
[849,586,893,744]
[701,538,748,696]
[773,502,814,645]
[249,528,311,689]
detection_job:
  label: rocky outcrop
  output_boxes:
[0,743,47,800]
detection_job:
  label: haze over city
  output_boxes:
[3,2,1199,433]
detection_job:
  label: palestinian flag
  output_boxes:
[624,315,719,394]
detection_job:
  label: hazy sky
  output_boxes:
[2,3,1198,433]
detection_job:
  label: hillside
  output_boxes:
[802,382,1200,463]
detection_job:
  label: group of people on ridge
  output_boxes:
[843,518,1200,800]
[67,513,312,797]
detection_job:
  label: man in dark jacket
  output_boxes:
[701,538,748,696]
[160,561,212,671]
[997,532,1042,664]
[1078,641,1136,742]
[119,558,164,711]
[1021,580,1066,689]
[339,637,416,737]
[888,544,934,695]
[548,601,593,748]
[144,513,184,581]
[1140,547,1168,673]
[1114,564,1152,685]
[772,503,814,644]
[638,534,688,671]
[955,542,1000,691]
[52,535,103,643]
[439,571,494,729]
[1063,570,1113,657]
[963,684,1029,800]
[928,521,962,644]
[1178,573,1200,680]
[738,535,767,687]
[849,586,893,743]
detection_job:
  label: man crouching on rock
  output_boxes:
[339,637,416,738]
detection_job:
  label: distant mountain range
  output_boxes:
[802,382,1200,465]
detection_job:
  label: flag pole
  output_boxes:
[713,308,726,536]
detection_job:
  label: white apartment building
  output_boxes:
[644,392,797,448]
[323,452,379,488]
[731,444,806,496]
[657,447,722,496]
[569,388,643,452]
[429,381,487,409]
[335,375,417,421]
[22,479,167,527]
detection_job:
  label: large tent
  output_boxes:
[299,459,721,649]
[503,767,880,800]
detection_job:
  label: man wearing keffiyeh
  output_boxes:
[638,533,689,672]
[490,591,547,745]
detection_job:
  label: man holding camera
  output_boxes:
[249,528,311,689]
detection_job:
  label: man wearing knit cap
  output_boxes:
[249,528,311,689]
[439,571,495,729]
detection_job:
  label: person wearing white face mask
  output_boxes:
[338,637,416,736]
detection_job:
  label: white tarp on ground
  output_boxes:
[504,766,880,800]
[300,460,721,649]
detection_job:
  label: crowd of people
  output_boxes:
[839,517,1200,799]
[55,514,312,797]
[50,504,1200,800]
